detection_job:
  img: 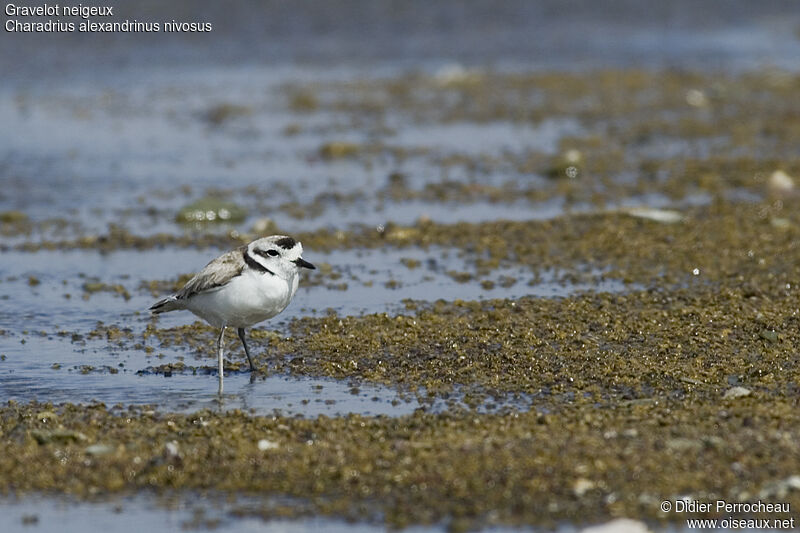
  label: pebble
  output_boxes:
[251,217,276,234]
[31,429,88,445]
[759,475,800,499]
[768,170,794,195]
[685,89,709,107]
[573,478,596,497]
[258,439,279,451]
[624,207,684,224]
[85,444,114,456]
[581,518,652,533]
[164,441,181,460]
[723,386,751,400]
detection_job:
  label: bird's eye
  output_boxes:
[254,249,280,259]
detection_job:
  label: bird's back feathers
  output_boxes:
[149,247,246,314]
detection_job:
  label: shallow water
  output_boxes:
[0,369,420,417]
[0,246,624,413]
[0,494,583,533]
[3,1,799,529]
[0,495,447,533]
[0,80,587,240]
[0,494,702,533]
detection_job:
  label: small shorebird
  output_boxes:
[149,235,315,393]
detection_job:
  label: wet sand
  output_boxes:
[2,1,800,531]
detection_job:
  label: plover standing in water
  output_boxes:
[149,235,315,393]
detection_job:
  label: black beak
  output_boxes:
[293,257,316,270]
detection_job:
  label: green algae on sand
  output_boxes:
[1,400,799,530]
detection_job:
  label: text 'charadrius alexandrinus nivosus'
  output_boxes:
[149,235,315,394]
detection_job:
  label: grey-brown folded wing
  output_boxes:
[175,247,245,300]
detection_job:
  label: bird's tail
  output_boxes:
[149,296,181,314]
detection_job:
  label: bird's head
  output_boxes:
[247,235,315,279]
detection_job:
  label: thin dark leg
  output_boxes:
[217,326,226,395]
[238,327,255,371]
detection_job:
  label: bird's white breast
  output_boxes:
[185,269,298,328]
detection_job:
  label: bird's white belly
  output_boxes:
[185,271,297,328]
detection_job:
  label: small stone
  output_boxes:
[771,217,791,229]
[666,438,703,452]
[723,386,751,400]
[546,149,584,179]
[768,170,794,195]
[573,478,596,497]
[563,149,582,164]
[581,518,652,533]
[258,439,279,451]
[624,207,684,224]
[31,429,88,445]
[433,63,482,86]
[759,475,800,499]
[251,217,276,234]
[164,441,181,460]
[685,89,709,107]
[85,444,114,456]
[759,329,778,343]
